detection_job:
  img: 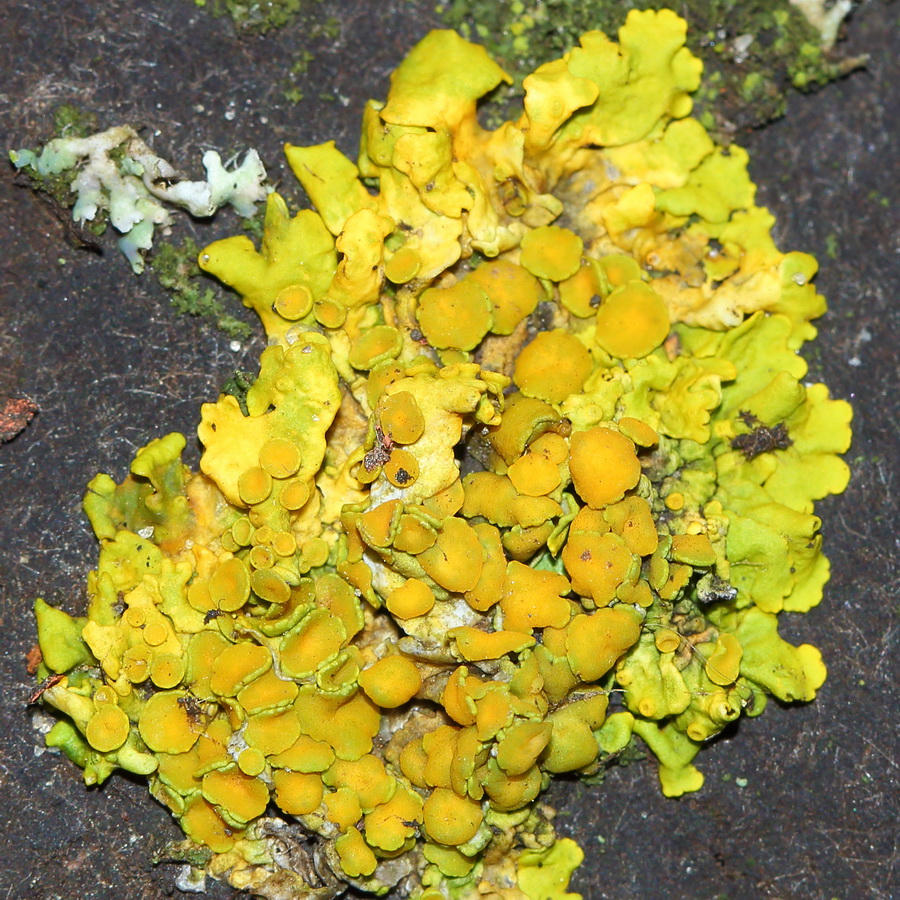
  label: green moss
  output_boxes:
[221,368,256,416]
[316,16,341,40]
[281,51,313,103]
[52,103,98,140]
[152,843,214,867]
[241,210,266,244]
[740,71,768,104]
[279,18,342,105]
[199,0,307,35]
[150,238,252,340]
[15,162,80,225]
[201,0,341,38]
[195,0,342,104]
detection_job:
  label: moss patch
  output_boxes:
[150,237,253,340]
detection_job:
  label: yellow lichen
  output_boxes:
[513,330,593,405]
[569,427,641,509]
[500,562,572,633]
[422,787,483,846]
[359,655,422,707]
[416,280,493,351]
[32,11,851,900]
[519,225,584,281]
[467,259,543,334]
[595,281,671,360]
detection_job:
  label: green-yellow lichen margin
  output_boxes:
[33,10,851,899]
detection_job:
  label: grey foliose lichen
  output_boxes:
[11,125,268,272]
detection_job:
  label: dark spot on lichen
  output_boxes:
[732,411,793,459]
[364,425,394,472]
[697,574,738,605]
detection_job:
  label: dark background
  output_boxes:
[1,2,897,898]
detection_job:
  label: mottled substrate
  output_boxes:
[33,11,851,900]
[439,0,862,131]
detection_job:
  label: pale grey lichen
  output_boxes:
[788,0,854,50]
[10,125,268,272]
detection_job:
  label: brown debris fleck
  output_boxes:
[26,644,43,675]
[363,424,394,471]
[731,411,793,460]
[28,673,64,705]
[0,396,38,443]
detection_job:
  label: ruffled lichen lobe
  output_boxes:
[33,10,851,899]
[439,0,864,131]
